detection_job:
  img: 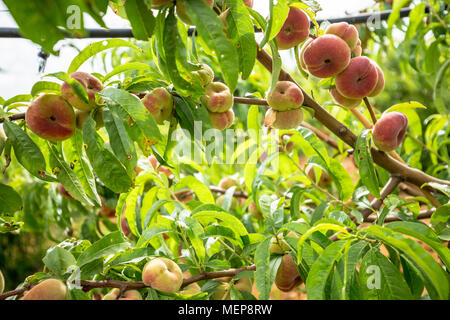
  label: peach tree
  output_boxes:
[0,0,449,300]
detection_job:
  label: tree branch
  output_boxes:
[255,47,450,191]
[0,112,26,123]
[362,176,402,220]
[364,209,435,223]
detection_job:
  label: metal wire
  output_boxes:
[0,7,418,39]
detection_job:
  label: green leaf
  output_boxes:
[433,58,450,115]
[68,39,142,73]
[354,129,380,198]
[359,248,413,300]
[100,88,162,145]
[82,116,132,194]
[306,240,349,300]
[30,81,61,97]
[362,225,449,300]
[3,121,49,180]
[259,0,289,49]
[43,246,77,278]
[254,237,274,300]
[124,0,155,41]
[184,0,239,90]
[77,231,131,267]
[0,183,22,214]
[176,177,214,204]
[48,143,94,207]
[103,62,154,82]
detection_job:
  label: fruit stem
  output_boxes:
[363,97,377,125]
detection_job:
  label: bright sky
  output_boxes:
[0,0,375,99]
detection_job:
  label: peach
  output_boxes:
[372,112,408,152]
[306,164,332,187]
[263,108,303,130]
[25,94,76,141]
[0,269,4,294]
[303,35,351,78]
[280,133,294,152]
[176,0,213,25]
[335,56,379,99]
[266,81,304,111]
[192,63,214,87]
[329,88,362,108]
[368,63,385,97]
[201,82,233,113]
[141,87,174,124]
[148,155,174,178]
[234,277,252,293]
[142,257,183,293]
[299,38,313,70]
[325,22,359,50]
[219,177,239,189]
[249,201,263,220]
[61,72,103,111]
[275,254,303,292]
[75,109,104,130]
[211,277,252,300]
[269,232,298,254]
[353,39,362,57]
[102,288,142,300]
[208,109,235,130]
[275,7,310,50]
[23,279,68,300]
[216,195,238,210]
[180,282,202,295]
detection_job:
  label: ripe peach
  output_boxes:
[23,279,68,300]
[353,39,362,57]
[0,269,4,294]
[25,94,76,141]
[372,112,408,152]
[176,0,213,25]
[329,88,362,108]
[201,82,233,113]
[325,22,359,50]
[263,108,303,130]
[61,72,103,111]
[219,177,239,190]
[299,38,313,70]
[192,63,214,87]
[142,258,183,293]
[275,7,310,50]
[266,81,304,111]
[208,109,235,130]
[335,56,378,99]
[180,283,202,295]
[368,63,385,97]
[275,254,303,292]
[141,87,174,124]
[303,35,351,78]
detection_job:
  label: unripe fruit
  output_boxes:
[302,35,351,78]
[234,277,252,293]
[266,81,304,111]
[275,7,310,50]
[23,279,68,300]
[61,72,103,111]
[75,109,104,130]
[219,177,239,190]
[275,254,303,292]
[269,232,298,254]
[25,94,76,141]
[142,258,183,293]
[335,56,378,99]
[201,82,233,113]
[211,277,252,300]
[141,87,174,124]
[263,108,303,130]
[0,127,6,156]
[102,288,142,300]
[179,283,202,295]
[209,110,235,130]
[192,63,214,87]
[306,164,332,187]
[368,64,385,97]
[216,195,238,210]
[176,0,213,25]
[102,288,120,300]
[372,112,408,152]
[329,88,362,108]
[249,201,263,220]
[325,22,359,50]
[0,270,4,294]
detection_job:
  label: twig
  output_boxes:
[364,209,435,223]
[0,265,257,300]
[363,97,377,125]
[300,122,344,151]
[233,97,268,106]
[362,176,402,220]
[0,112,26,123]
[209,186,248,198]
